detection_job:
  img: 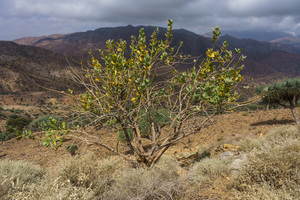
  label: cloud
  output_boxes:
[1,0,300,40]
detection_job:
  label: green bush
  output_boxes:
[27,115,62,131]
[9,114,18,119]
[6,117,32,131]
[2,117,32,141]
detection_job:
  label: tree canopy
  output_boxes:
[256,78,300,124]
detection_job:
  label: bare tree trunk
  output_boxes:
[290,107,300,125]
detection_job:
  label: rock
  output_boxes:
[212,144,240,156]
[176,151,199,167]
[231,154,248,173]
[219,151,234,159]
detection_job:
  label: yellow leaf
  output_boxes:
[206,51,215,58]
[135,91,139,96]
[114,70,117,76]
[131,97,136,102]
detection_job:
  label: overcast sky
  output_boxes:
[1,0,300,40]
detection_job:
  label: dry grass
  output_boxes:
[102,155,187,200]
[6,154,187,200]
[187,157,233,187]
[0,160,45,199]
[237,136,261,152]
[1,125,300,199]
[232,125,300,199]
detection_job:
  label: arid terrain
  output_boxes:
[1,24,300,199]
[0,99,299,199]
[0,103,297,167]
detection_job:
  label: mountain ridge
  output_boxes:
[4,25,300,95]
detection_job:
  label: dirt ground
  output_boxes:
[0,107,297,168]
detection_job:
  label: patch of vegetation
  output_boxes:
[1,117,32,141]
[256,78,300,124]
[0,160,45,198]
[27,115,63,131]
[232,125,300,199]
[9,114,18,119]
[237,136,261,152]
[187,157,232,187]
[66,145,78,156]
[3,154,187,200]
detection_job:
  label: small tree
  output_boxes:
[23,20,246,167]
[256,78,300,124]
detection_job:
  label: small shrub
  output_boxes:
[14,109,23,114]
[9,114,18,119]
[233,126,300,198]
[232,184,299,200]
[57,153,118,189]
[6,117,32,131]
[20,154,124,199]
[0,160,45,198]
[27,115,62,130]
[234,139,300,191]
[196,144,212,160]
[66,145,78,156]
[186,157,232,187]
[104,155,186,200]
[3,117,32,140]
[237,136,261,152]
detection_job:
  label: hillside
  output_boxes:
[14,26,212,58]
[13,25,300,83]
[271,36,300,50]
[0,41,82,94]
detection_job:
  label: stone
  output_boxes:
[219,151,234,159]
[176,151,199,167]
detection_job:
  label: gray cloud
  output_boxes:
[1,0,300,40]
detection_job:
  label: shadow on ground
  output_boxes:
[251,119,295,126]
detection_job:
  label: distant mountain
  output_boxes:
[0,41,80,94]
[218,35,300,57]
[221,30,292,42]
[12,25,300,87]
[14,26,212,59]
[271,36,300,50]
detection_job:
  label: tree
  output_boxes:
[256,78,300,124]
[22,20,246,167]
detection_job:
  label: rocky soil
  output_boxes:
[0,107,297,168]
